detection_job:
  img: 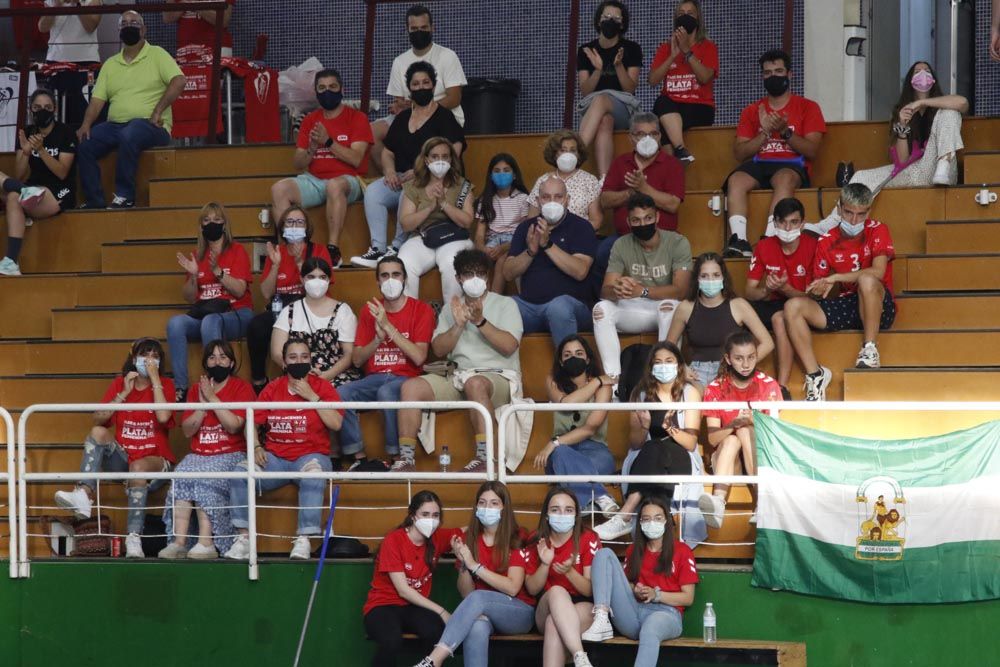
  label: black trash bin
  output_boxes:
[462,78,521,135]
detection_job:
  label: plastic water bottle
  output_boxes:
[439,446,451,473]
[271,295,283,316]
[703,603,717,643]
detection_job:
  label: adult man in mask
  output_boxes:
[76,10,186,209]
[270,68,373,269]
[503,175,597,350]
[724,49,826,258]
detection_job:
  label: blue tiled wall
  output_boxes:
[975,0,999,116]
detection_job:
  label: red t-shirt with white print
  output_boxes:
[183,377,256,455]
[100,375,177,463]
[254,375,343,460]
[362,525,463,616]
[192,242,254,311]
[623,541,699,613]
[521,529,602,596]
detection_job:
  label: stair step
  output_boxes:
[905,254,1000,291]
[961,151,1000,185]
[149,175,283,208]
[842,367,1000,401]
[943,184,1000,221]
[51,305,187,341]
[893,293,1000,329]
[925,219,1000,254]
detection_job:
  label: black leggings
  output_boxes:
[652,96,715,131]
[364,604,445,667]
[246,310,277,382]
[628,437,693,502]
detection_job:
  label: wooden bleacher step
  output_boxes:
[925,219,1000,254]
[842,367,1000,401]
[961,151,1000,185]
[52,305,187,341]
[905,254,1000,291]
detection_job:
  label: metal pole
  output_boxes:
[563,0,581,129]
[246,407,259,581]
[225,70,233,145]
[205,7,225,144]
[360,0,378,118]
[949,0,959,94]
[292,485,341,667]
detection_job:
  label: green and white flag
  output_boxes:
[751,411,1000,604]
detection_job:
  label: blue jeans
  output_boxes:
[336,373,407,456]
[591,548,684,667]
[79,436,168,534]
[545,438,615,507]
[437,590,535,667]
[229,451,332,535]
[78,119,171,205]
[592,233,620,299]
[166,307,253,390]
[363,176,409,251]
[513,294,592,350]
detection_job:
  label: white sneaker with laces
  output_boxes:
[188,543,219,560]
[698,493,726,529]
[390,458,416,473]
[462,458,487,474]
[125,532,145,559]
[158,542,188,559]
[0,257,22,276]
[581,607,614,642]
[54,486,92,519]
[572,651,594,667]
[932,158,954,186]
[595,513,634,541]
[290,535,312,560]
[411,658,434,667]
[594,495,620,518]
[224,534,250,560]
[855,342,880,369]
[803,366,833,401]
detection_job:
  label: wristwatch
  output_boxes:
[541,238,554,251]
[780,127,793,141]
[640,287,650,299]
[475,318,487,328]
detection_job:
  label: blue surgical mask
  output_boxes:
[476,507,503,527]
[283,226,307,243]
[134,357,150,378]
[548,513,576,534]
[840,220,866,237]
[491,172,514,190]
[699,278,724,297]
[651,363,678,384]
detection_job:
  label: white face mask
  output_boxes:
[303,277,329,298]
[840,219,866,237]
[640,520,666,540]
[541,201,565,224]
[462,276,488,299]
[556,152,578,173]
[636,136,659,158]
[427,160,451,179]
[775,227,801,244]
[380,277,404,300]
[413,517,439,538]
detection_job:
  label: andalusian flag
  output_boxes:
[751,412,1000,603]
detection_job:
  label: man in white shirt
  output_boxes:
[38,0,103,128]
[370,3,468,169]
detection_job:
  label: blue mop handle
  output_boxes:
[312,484,341,582]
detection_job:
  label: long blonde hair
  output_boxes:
[196,201,233,261]
[676,0,708,43]
[413,136,464,189]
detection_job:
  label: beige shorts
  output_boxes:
[421,372,511,408]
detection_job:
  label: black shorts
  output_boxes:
[819,290,896,332]
[652,96,715,130]
[725,159,810,190]
[750,299,786,330]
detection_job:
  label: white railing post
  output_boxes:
[0,408,16,579]
[17,407,31,578]
[245,406,259,581]
[496,405,513,484]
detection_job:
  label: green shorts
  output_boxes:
[421,372,512,408]
[293,173,363,209]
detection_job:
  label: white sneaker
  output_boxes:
[54,487,92,519]
[595,514,634,541]
[188,543,219,560]
[855,341,880,369]
[125,532,145,559]
[0,257,22,276]
[350,246,384,268]
[595,495,620,518]
[698,493,726,529]
[573,651,594,667]
[803,366,833,401]
[804,209,841,236]
[224,534,250,560]
[157,542,188,559]
[290,535,312,560]
[932,158,954,186]
[581,607,614,642]
[18,185,45,208]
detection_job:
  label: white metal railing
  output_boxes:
[0,408,15,579]
[17,400,494,580]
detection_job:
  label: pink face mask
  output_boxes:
[911,69,935,93]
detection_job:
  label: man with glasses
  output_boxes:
[76,10,186,208]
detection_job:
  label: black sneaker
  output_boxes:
[780,385,792,401]
[327,244,343,269]
[174,387,187,404]
[724,234,753,258]
[674,145,695,163]
[109,195,135,209]
[350,246,383,268]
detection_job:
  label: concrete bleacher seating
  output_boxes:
[2,118,1000,560]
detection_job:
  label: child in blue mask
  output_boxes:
[472,153,530,293]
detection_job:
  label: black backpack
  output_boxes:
[617,343,652,403]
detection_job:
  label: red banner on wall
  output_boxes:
[172,60,280,143]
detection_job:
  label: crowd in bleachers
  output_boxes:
[1,1,982,665]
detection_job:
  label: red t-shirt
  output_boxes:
[363,526,463,616]
[521,529,602,596]
[100,376,177,463]
[602,151,685,235]
[471,531,536,606]
[193,242,253,310]
[182,377,256,455]
[703,372,782,426]
[735,95,827,175]
[296,107,373,180]
[255,375,344,460]
[176,0,235,52]
[747,234,818,301]
[354,297,435,378]
[623,542,699,613]
[651,39,718,107]
[262,243,332,298]
[813,220,895,298]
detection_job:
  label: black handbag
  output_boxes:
[420,179,472,249]
[187,297,232,320]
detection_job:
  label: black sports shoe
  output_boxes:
[724,234,753,258]
[350,246,383,268]
[327,244,343,269]
[780,385,792,401]
[109,194,135,209]
[673,145,695,163]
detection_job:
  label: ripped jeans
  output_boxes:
[592,298,679,378]
[79,436,169,534]
[228,451,331,535]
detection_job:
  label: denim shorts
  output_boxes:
[486,231,515,248]
[293,172,363,209]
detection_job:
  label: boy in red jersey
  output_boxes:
[783,184,895,401]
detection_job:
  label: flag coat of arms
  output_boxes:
[751,412,1000,603]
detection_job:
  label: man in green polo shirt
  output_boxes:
[77,10,186,208]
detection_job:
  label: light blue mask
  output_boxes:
[840,220,866,237]
[548,513,576,534]
[651,362,678,384]
[476,507,503,527]
[491,171,514,189]
[134,357,150,378]
[699,278,724,297]
[283,226,307,243]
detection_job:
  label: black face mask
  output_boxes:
[599,19,621,38]
[286,362,311,380]
[732,367,756,382]
[32,108,54,128]
[561,356,588,378]
[120,26,142,46]
[201,222,225,242]
[674,14,699,34]
[631,223,657,241]
[410,88,434,107]
[764,75,790,97]
[409,29,432,51]
[317,90,342,111]
[206,365,232,383]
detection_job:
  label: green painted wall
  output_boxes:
[1,560,998,666]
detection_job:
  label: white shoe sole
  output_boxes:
[698,494,725,529]
[54,493,91,520]
[581,628,613,642]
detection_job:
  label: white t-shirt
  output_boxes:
[273,299,357,344]
[387,43,468,126]
[44,0,101,63]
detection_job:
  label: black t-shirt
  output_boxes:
[384,106,466,173]
[25,122,77,207]
[577,38,643,93]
